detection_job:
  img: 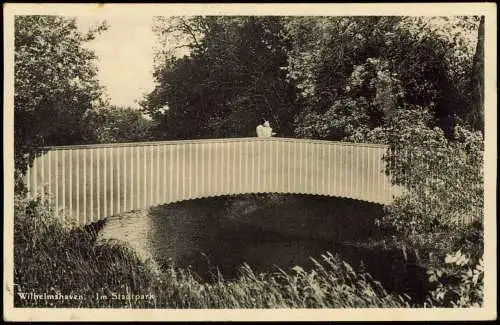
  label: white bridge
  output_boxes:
[25,137,402,227]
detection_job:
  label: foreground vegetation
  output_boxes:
[15,194,411,308]
[14,190,483,308]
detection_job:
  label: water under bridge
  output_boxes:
[24,137,403,227]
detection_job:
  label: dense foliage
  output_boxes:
[143,16,300,139]
[372,108,484,234]
[14,16,108,191]
[13,16,158,191]
[90,106,158,143]
[145,16,483,142]
[288,16,483,141]
[426,250,484,307]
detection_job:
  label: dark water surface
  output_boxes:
[98,194,428,303]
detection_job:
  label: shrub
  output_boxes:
[363,108,485,308]
[426,250,484,307]
[378,108,483,235]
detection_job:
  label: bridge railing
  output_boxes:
[24,137,403,226]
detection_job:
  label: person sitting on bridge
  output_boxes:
[256,120,276,138]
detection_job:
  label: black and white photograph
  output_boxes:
[3,3,496,322]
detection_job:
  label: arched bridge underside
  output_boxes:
[25,137,403,227]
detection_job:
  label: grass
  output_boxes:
[13,194,411,308]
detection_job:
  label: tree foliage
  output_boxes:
[14,15,108,185]
[145,16,483,144]
[90,106,157,143]
[285,16,482,141]
[143,16,300,139]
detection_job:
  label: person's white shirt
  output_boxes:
[256,121,274,137]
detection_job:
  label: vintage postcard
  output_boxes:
[3,2,497,322]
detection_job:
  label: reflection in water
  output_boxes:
[98,194,428,303]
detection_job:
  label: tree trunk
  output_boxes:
[470,16,485,133]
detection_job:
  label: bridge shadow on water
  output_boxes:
[100,194,430,304]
